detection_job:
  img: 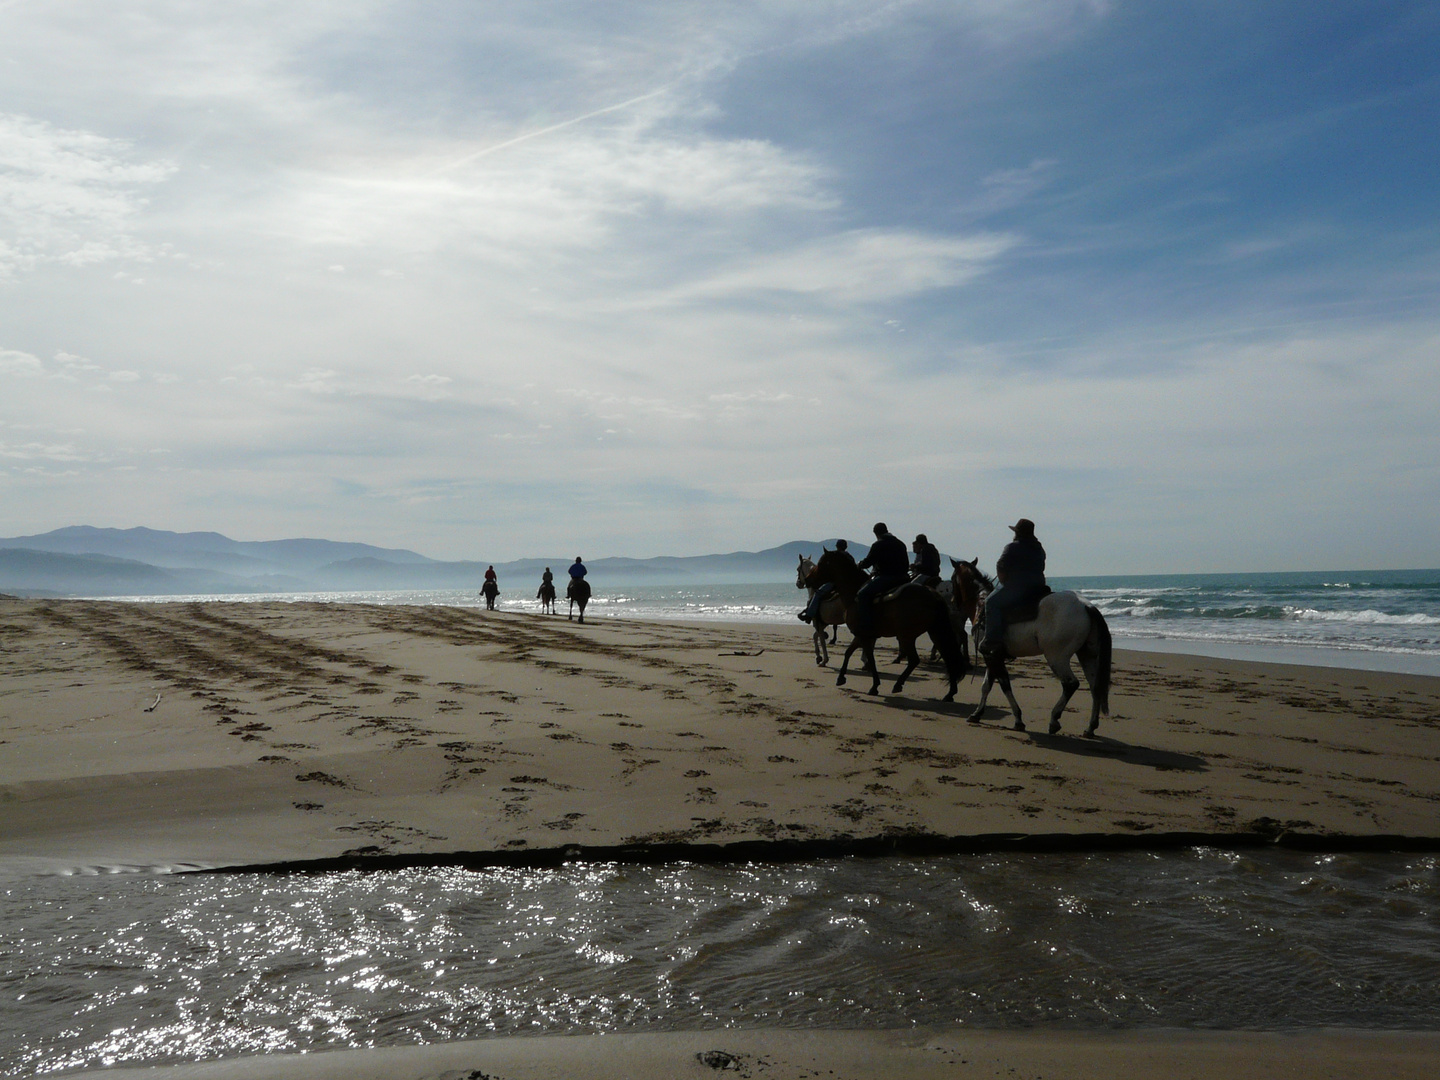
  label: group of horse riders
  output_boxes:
[481,557,592,618]
[800,518,1049,659]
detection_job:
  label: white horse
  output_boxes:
[968,567,1112,736]
[796,554,844,666]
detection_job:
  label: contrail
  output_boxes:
[436,85,673,172]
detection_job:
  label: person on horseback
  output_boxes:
[978,518,1047,658]
[855,522,909,638]
[569,556,587,581]
[909,533,941,588]
[798,538,852,624]
[541,567,554,589]
[484,565,497,585]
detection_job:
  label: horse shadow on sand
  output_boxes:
[870,693,1207,772]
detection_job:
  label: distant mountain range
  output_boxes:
[0,526,870,597]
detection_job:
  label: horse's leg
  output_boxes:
[1077,644,1102,737]
[1044,652,1082,736]
[865,639,883,695]
[836,637,861,687]
[892,637,921,695]
[992,660,1025,731]
[970,670,994,723]
[813,624,829,667]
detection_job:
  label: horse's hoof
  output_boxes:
[868,687,880,696]
[1012,720,1026,732]
[836,676,846,687]
[1048,720,1061,735]
[943,693,955,703]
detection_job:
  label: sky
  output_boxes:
[1,0,1437,573]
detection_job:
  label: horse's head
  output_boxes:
[796,553,816,589]
[950,557,990,613]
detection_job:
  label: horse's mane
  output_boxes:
[959,562,995,593]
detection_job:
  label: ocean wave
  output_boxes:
[1287,607,1440,626]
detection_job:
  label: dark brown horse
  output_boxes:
[807,548,967,700]
[537,578,557,614]
[947,557,984,632]
[481,579,500,610]
[567,577,591,623]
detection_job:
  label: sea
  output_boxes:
[92,567,1440,676]
[7,571,1437,1074]
[4,850,1440,1073]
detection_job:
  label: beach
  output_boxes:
[3,597,1439,1076]
[3,598,1438,870]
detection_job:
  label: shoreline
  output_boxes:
[208,827,1440,875]
[65,1027,1440,1079]
[21,585,1440,678]
[3,598,1438,872]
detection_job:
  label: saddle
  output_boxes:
[878,581,924,605]
[1006,585,1053,625]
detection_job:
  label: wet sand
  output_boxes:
[2,598,1437,871]
[65,1028,1440,1079]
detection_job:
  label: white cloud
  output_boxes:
[0,348,43,377]
[0,113,174,279]
[658,229,1017,304]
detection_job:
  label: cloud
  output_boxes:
[0,348,43,377]
[0,112,174,279]
[655,228,1017,304]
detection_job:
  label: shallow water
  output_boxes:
[4,849,1439,1074]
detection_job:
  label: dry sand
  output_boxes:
[2,598,1438,871]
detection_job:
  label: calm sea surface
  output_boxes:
[4,849,1439,1074]
[103,568,1440,675]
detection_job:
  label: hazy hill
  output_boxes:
[0,526,434,576]
[0,528,870,596]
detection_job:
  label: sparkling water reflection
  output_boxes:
[3,849,1439,1073]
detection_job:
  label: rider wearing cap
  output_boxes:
[979,518,1047,657]
[909,533,941,588]
[855,522,909,638]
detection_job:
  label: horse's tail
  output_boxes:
[928,592,968,680]
[1087,604,1112,715]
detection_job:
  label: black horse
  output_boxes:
[567,577,591,623]
[481,579,500,610]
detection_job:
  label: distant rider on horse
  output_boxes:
[798,538,852,624]
[978,518,1047,658]
[909,533,941,588]
[855,522,909,638]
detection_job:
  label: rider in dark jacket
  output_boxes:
[855,522,909,637]
[799,539,853,623]
[979,518,1047,656]
[909,533,941,587]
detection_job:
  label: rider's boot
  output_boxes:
[797,610,812,623]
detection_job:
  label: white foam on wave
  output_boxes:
[1287,607,1440,626]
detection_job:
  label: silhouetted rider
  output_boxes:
[909,533,941,587]
[855,522,908,638]
[979,518,1047,657]
[799,539,853,624]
